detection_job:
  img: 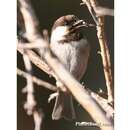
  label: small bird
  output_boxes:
[50,15,90,120]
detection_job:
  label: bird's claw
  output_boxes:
[48,92,59,103]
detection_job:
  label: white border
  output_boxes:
[115,0,130,130]
[0,0,16,130]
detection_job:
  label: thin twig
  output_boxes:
[81,1,114,16]
[93,7,114,16]
[81,0,113,104]
[18,42,45,49]
[17,46,54,77]
[87,88,114,119]
[17,68,57,91]
[33,110,44,130]
[82,0,99,24]
[97,18,113,103]
[19,0,40,42]
[22,51,36,115]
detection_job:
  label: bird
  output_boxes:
[50,14,90,120]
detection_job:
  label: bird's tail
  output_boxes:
[52,92,76,120]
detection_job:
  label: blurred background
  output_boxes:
[17,0,114,130]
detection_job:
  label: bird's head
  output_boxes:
[51,15,88,43]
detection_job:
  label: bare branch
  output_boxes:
[22,51,36,115]
[33,110,44,130]
[19,0,40,41]
[17,68,57,91]
[93,7,114,16]
[18,68,114,119]
[17,68,114,120]
[81,0,99,24]
[81,0,114,16]
[81,0,114,104]
[87,88,114,119]
[17,46,54,77]
[17,42,45,49]
[96,18,113,104]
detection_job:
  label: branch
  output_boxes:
[17,68,114,119]
[18,0,114,129]
[81,0,114,104]
[17,42,45,49]
[19,39,43,130]
[93,7,114,16]
[18,0,40,42]
[81,0,99,24]
[22,51,36,115]
[87,88,114,119]
[17,45,54,77]
[17,68,57,91]
[33,110,44,130]
[81,0,114,16]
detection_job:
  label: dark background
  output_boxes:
[17,0,114,130]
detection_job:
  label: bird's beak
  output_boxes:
[69,20,95,33]
[72,20,87,29]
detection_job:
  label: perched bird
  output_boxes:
[50,15,90,120]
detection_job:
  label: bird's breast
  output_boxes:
[50,38,90,80]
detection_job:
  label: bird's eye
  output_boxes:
[64,21,68,25]
[72,16,78,22]
[74,19,77,22]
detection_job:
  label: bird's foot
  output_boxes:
[48,92,59,103]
